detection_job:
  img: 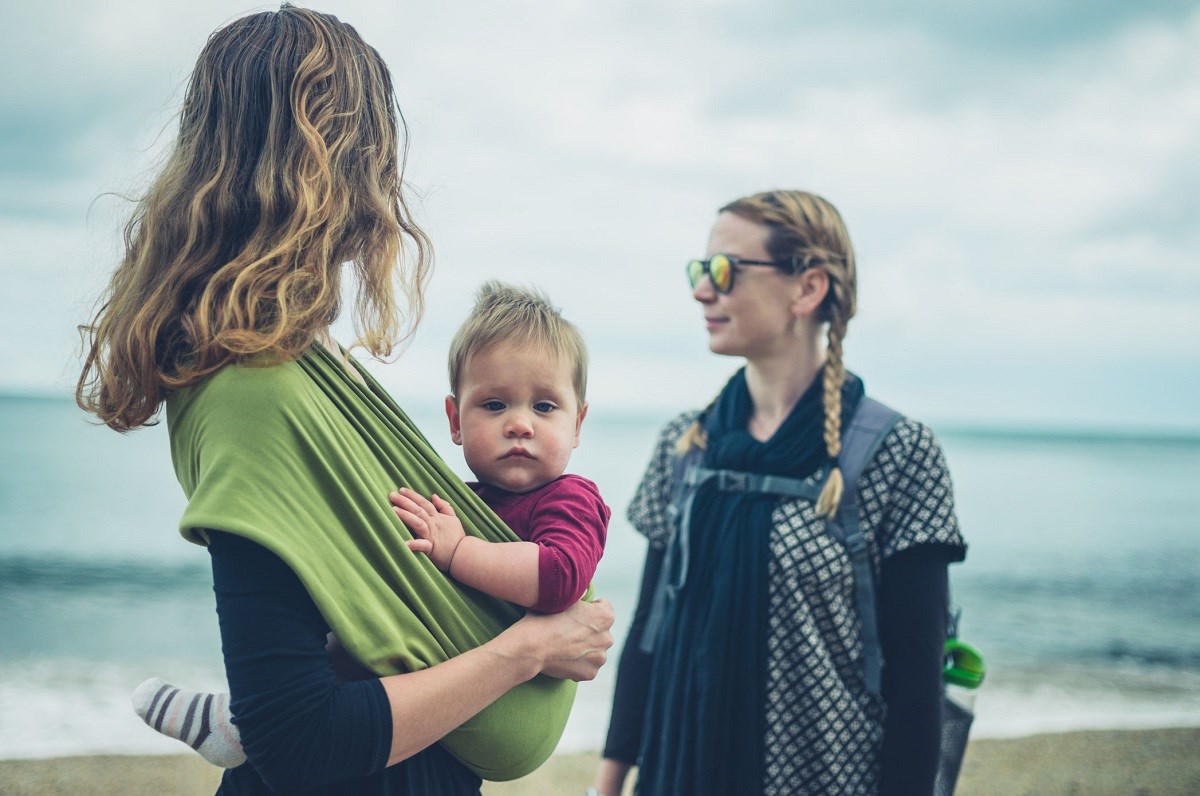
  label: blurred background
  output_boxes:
[1,0,1197,759]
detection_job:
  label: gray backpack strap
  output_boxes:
[839,397,900,507]
[640,453,827,653]
[685,467,825,502]
[639,445,705,653]
[828,397,902,697]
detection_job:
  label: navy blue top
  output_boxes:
[604,544,951,795]
[208,531,482,795]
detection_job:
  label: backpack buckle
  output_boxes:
[844,530,869,555]
[717,470,752,492]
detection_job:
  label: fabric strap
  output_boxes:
[166,345,579,781]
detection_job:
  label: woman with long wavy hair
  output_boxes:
[78,6,612,794]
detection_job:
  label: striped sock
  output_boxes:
[132,678,246,768]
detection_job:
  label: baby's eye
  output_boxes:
[482,400,506,411]
[533,401,556,413]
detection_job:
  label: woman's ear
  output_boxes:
[793,267,830,318]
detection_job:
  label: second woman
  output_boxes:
[595,190,967,795]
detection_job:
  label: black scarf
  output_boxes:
[636,367,864,796]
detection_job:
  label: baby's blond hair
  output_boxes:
[448,281,588,404]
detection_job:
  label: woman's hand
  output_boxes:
[592,758,634,796]
[323,633,374,683]
[496,599,615,682]
[536,598,615,681]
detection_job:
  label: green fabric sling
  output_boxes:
[167,344,580,781]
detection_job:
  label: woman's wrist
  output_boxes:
[593,757,633,795]
[485,616,544,683]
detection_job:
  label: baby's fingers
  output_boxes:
[429,493,457,516]
[390,490,435,518]
[389,490,416,511]
[394,506,429,536]
[394,487,437,515]
[407,539,433,555]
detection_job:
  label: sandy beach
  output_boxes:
[1,727,1196,795]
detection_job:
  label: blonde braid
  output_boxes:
[675,394,722,456]
[815,307,848,516]
[674,419,708,456]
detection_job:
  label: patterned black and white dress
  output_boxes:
[626,410,966,795]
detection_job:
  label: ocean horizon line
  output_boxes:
[10,389,1199,446]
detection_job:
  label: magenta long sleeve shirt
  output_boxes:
[470,475,610,614]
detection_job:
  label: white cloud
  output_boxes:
[2,1,1197,427]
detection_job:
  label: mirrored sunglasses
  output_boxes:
[686,253,801,294]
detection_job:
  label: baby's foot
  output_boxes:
[132,677,246,768]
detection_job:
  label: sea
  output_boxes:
[1,393,1198,759]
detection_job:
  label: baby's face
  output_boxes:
[446,341,587,494]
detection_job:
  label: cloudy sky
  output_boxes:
[2,0,1197,430]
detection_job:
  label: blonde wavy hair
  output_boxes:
[678,190,857,516]
[77,5,432,431]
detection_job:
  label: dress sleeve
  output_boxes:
[602,543,665,762]
[603,412,696,758]
[872,419,966,792]
[525,476,611,614]
[878,419,967,562]
[208,531,392,791]
[878,546,952,795]
[626,412,698,549]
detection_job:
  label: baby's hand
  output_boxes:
[390,488,465,572]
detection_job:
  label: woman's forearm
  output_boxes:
[380,631,539,766]
[383,597,614,766]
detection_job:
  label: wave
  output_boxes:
[938,425,1200,448]
[1100,642,1200,668]
[1,656,1197,759]
[962,571,1200,613]
[0,555,210,596]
